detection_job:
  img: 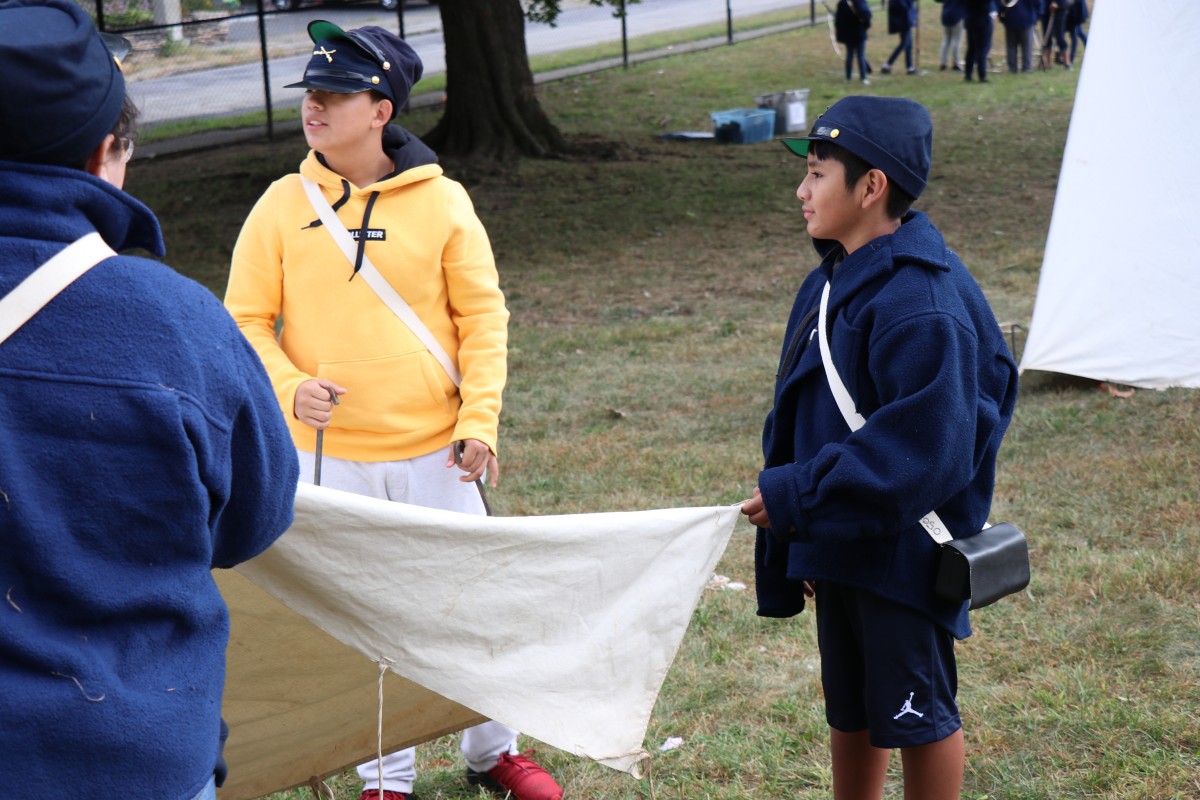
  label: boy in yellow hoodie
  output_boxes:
[224,21,562,800]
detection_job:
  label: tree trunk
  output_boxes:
[422,0,567,160]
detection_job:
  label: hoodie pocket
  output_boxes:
[317,351,453,435]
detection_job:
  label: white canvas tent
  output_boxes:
[216,483,739,799]
[1019,0,1200,388]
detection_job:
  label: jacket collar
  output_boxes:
[812,210,951,305]
[1,159,164,257]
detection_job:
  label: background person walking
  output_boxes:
[836,0,874,84]
[881,0,918,74]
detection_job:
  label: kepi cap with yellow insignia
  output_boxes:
[781,95,933,200]
[284,20,423,119]
[0,0,130,167]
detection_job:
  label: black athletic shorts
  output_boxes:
[815,581,962,749]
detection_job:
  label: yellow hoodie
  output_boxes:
[225,139,507,462]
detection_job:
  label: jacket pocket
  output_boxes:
[317,351,453,434]
[828,315,869,413]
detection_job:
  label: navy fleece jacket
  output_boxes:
[0,160,299,799]
[755,211,1018,638]
[887,0,918,33]
[835,0,872,44]
[998,0,1044,31]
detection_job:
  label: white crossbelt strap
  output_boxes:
[0,232,116,347]
[818,281,954,545]
[301,177,462,387]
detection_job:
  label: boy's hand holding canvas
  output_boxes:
[740,95,1019,798]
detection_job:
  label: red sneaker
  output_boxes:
[466,751,563,800]
[356,792,410,800]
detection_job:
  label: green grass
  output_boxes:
[127,3,1200,798]
[141,106,301,143]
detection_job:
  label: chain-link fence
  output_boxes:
[84,0,831,141]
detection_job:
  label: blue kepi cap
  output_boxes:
[284,20,423,119]
[781,96,933,200]
[0,0,128,167]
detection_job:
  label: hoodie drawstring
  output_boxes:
[302,179,352,231]
[300,179,378,281]
[351,191,380,280]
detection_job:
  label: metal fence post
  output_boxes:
[620,0,628,69]
[726,0,733,45]
[395,0,406,40]
[255,0,274,140]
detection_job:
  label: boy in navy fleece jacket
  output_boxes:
[741,96,1017,799]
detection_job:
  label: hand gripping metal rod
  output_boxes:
[313,387,339,486]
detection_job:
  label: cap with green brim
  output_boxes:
[781,138,813,158]
[306,20,349,45]
[779,95,932,201]
[284,20,424,119]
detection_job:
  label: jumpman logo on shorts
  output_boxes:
[893,691,925,720]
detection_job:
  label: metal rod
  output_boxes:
[313,387,338,486]
[256,0,274,140]
[454,442,492,516]
[314,430,323,486]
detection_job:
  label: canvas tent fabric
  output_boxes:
[1019,0,1200,388]
[217,482,740,798]
[216,569,487,800]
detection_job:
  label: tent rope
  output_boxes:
[377,656,396,796]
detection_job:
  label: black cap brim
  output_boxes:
[99,32,131,67]
[283,76,371,93]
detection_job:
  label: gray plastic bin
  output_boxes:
[755,89,810,135]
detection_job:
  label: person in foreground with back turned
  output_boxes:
[0,2,300,798]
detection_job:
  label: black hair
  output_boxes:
[810,139,915,220]
[368,88,396,118]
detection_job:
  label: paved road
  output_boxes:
[129,0,814,126]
